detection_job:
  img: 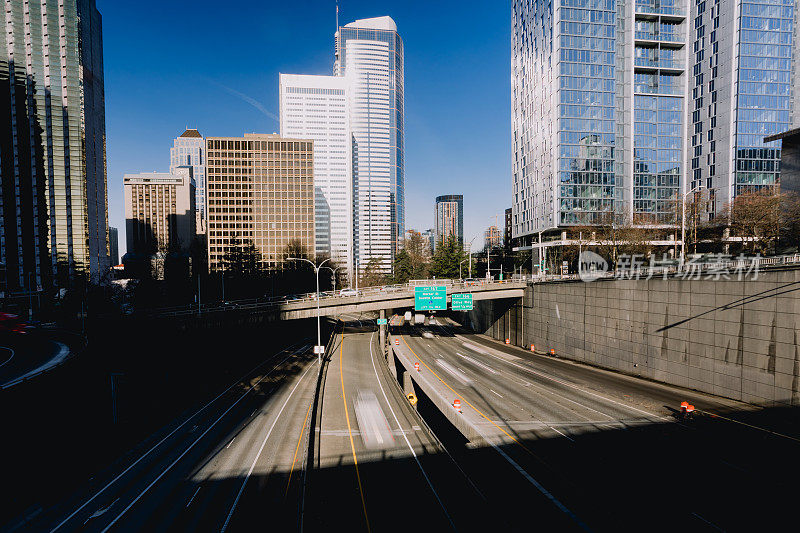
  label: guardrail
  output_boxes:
[150,279,524,318]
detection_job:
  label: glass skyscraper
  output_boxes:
[434,194,464,250]
[513,0,799,241]
[0,0,109,292]
[335,16,404,276]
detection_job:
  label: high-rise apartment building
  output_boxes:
[512,0,799,243]
[124,167,195,256]
[170,129,206,233]
[109,227,119,265]
[0,0,109,290]
[689,0,798,219]
[205,134,314,271]
[434,195,463,250]
[279,74,352,276]
[335,16,404,276]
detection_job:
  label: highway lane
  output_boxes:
[394,319,800,531]
[20,339,317,532]
[306,319,492,532]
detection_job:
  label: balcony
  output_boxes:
[635,31,684,44]
[635,1,686,16]
[634,57,684,70]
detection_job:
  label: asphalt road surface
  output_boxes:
[0,332,71,389]
[16,339,318,532]
[393,319,800,531]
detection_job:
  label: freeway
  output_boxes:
[393,319,800,531]
[0,331,75,389]
[305,319,492,532]
[16,339,319,532]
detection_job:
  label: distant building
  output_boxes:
[434,195,463,250]
[109,227,119,266]
[485,225,502,250]
[170,129,206,233]
[205,134,315,271]
[765,128,800,196]
[280,74,352,276]
[0,0,109,290]
[124,167,196,256]
[422,229,436,254]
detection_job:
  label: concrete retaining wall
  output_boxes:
[464,269,800,406]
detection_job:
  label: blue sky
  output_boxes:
[98,0,511,255]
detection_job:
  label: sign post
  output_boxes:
[451,293,474,311]
[414,285,447,311]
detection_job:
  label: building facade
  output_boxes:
[512,0,799,242]
[434,194,463,249]
[109,226,119,265]
[170,128,206,233]
[205,134,314,271]
[0,0,109,291]
[123,167,195,256]
[504,207,513,250]
[279,74,352,277]
[335,16,404,276]
[485,225,503,250]
[689,0,798,219]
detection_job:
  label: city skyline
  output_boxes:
[98,0,511,258]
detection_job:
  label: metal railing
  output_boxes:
[150,278,523,318]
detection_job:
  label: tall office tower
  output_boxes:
[434,194,463,250]
[170,129,206,233]
[688,0,798,219]
[511,0,689,242]
[485,225,503,250]
[421,228,435,255]
[0,0,109,292]
[205,134,314,271]
[279,74,352,277]
[123,167,196,256]
[335,16,404,276]
[109,226,119,265]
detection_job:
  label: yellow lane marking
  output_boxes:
[284,399,314,497]
[340,335,371,532]
[400,335,535,455]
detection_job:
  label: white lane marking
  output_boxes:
[368,332,456,531]
[457,352,498,374]
[220,361,318,532]
[98,347,309,533]
[50,340,309,533]
[3,342,69,387]
[225,438,235,449]
[461,336,664,421]
[435,358,472,385]
[185,487,201,508]
[83,499,118,524]
[489,389,503,398]
[691,512,725,531]
[0,346,14,368]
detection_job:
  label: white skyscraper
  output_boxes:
[280,74,353,277]
[335,16,404,277]
[170,129,206,233]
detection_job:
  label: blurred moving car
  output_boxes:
[339,288,358,297]
[0,313,28,334]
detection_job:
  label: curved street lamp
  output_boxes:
[287,257,331,363]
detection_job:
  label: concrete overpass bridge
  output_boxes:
[151,280,526,321]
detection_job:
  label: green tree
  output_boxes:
[431,235,467,279]
[393,231,431,283]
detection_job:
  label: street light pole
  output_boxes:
[321,265,343,293]
[288,257,331,363]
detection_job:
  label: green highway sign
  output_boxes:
[377,318,387,325]
[451,293,473,311]
[414,285,447,311]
